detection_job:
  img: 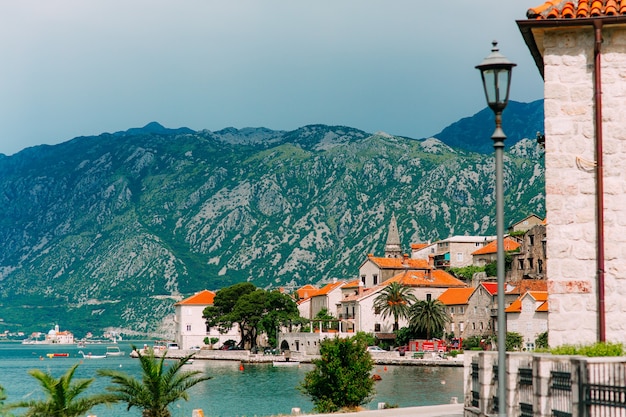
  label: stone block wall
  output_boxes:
[542,24,626,346]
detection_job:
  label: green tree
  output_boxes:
[9,364,116,417]
[98,346,210,417]
[203,283,299,349]
[394,326,420,346]
[448,265,485,281]
[299,333,375,413]
[260,290,301,347]
[506,332,524,351]
[535,331,548,349]
[408,299,450,340]
[373,282,417,331]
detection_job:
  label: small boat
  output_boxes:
[184,359,195,365]
[273,360,300,367]
[105,346,125,357]
[78,350,107,359]
[46,353,69,358]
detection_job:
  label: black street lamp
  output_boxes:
[476,41,516,417]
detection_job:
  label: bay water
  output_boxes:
[0,341,463,417]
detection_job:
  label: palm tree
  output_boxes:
[409,299,450,340]
[0,384,14,417]
[373,282,417,331]
[9,364,116,417]
[98,346,211,417]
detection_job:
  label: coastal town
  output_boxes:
[172,213,547,357]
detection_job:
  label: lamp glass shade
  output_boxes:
[476,41,516,113]
[479,66,512,112]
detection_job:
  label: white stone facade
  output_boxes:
[538,24,626,345]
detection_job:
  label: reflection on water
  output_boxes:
[0,342,463,417]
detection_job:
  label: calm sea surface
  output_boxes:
[0,341,463,417]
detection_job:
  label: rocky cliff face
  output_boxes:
[0,103,545,336]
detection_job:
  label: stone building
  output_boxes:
[518,2,626,345]
[509,224,547,281]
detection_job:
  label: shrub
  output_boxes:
[535,332,548,349]
[551,342,624,357]
[299,334,375,413]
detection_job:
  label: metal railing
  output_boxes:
[551,362,573,417]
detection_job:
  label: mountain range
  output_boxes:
[0,100,545,337]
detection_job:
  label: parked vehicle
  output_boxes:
[367,346,386,352]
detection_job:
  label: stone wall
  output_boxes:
[542,24,626,346]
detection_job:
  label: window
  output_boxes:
[528,258,534,269]
[450,307,455,314]
[479,322,483,330]
[373,274,378,285]
[459,322,465,332]
[456,252,463,262]
[472,322,476,330]
[451,322,455,332]
[538,259,543,273]
[361,275,366,285]
[374,323,381,332]
[459,307,464,314]
[529,235,535,246]
[186,325,191,331]
[374,306,381,315]
[518,259,524,270]
[426,293,432,301]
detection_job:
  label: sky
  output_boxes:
[0,1,545,156]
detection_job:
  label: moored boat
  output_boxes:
[78,350,107,359]
[272,360,300,367]
[105,346,125,357]
[45,353,70,358]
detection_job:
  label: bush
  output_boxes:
[535,332,548,349]
[299,334,375,413]
[448,265,485,281]
[551,342,624,357]
[463,336,483,350]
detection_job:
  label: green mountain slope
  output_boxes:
[0,105,545,337]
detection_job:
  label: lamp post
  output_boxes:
[476,41,516,417]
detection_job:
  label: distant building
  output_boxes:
[45,324,74,344]
[432,236,492,269]
[508,214,544,234]
[509,224,547,281]
[471,236,521,267]
[505,291,548,351]
[173,290,240,350]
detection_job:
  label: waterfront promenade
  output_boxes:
[146,348,465,367]
[300,403,464,417]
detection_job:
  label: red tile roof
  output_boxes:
[297,284,318,300]
[505,291,549,313]
[367,255,430,270]
[410,243,429,250]
[174,289,215,306]
[481,282,499,296]
[342,286,381,302]
[384,270,467,288]
[472,236,520,255]
[342,279,362,289]
[313,280,344,296]
[507,280,548,295]
[438,287,476,305]
[527,0,626,19]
